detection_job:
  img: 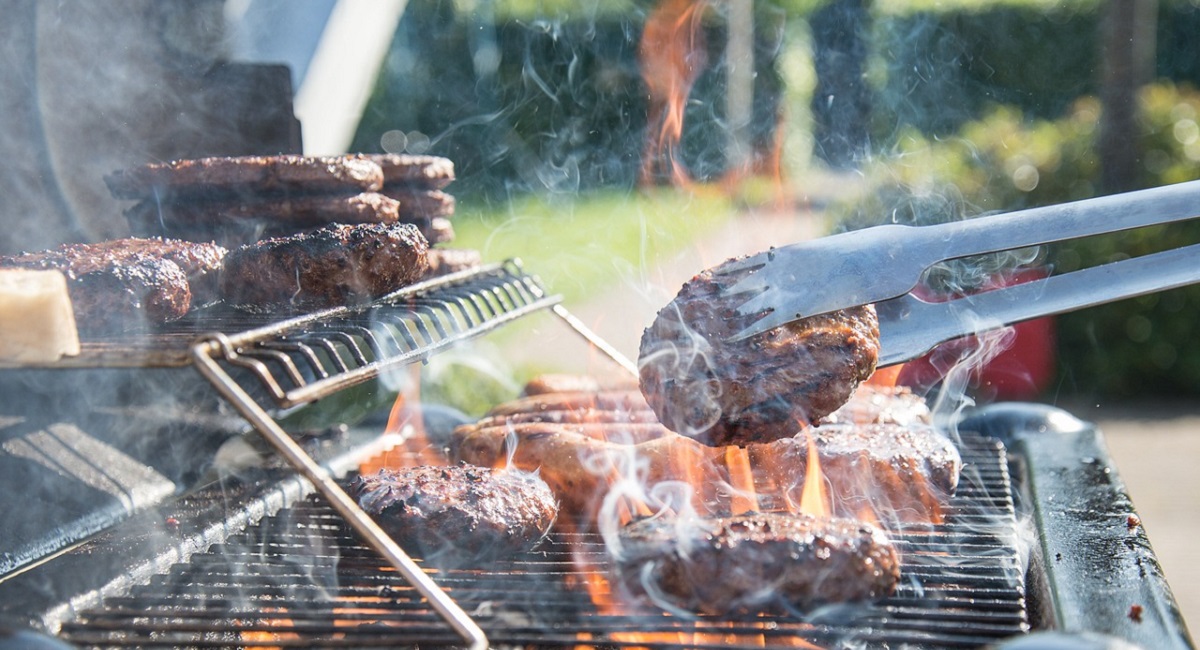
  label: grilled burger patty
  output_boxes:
[452,386,960,525]
[104,154,385,200]
[614,512,900,615]
[128,190,454,231]
[218,222,429,311]
[638,261,880,447]
[369,153,456,189]
[126,191,402,233]
[350,464,558,563]
[0,238,227,333]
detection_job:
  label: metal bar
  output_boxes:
[188,336,489,650]
[877,242,1200,366]
[276,293,561,407]
[550,304,639,377]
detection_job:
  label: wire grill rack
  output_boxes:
[58,434,1027,649]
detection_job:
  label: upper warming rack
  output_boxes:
[11,260,561,411]
[191,259,561,410]
[2,258,566,650]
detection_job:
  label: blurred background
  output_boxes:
[1,0,1198,630]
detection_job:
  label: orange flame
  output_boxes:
[797,428,830,518]
[240,607,299,648]
[639,0,709,186]
[866,363,905,388]
[359,367,443,475]
[725,445,758,514]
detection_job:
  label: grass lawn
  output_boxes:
[449,188,738,306]
[415,187,738,415]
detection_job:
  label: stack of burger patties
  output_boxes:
[104,154,481,313]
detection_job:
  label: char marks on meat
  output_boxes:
[615,512,900,615]
[451,386,960,525]
[350,464,557,565]
[109,154,476,290]
[0,238,227,333]
[126,191,402,234]
[638,261,881,447]
[369,153,456,189]
[218,222,429,312]
[104,154,385,201]
[752,422,962,521]
[127,190,454,235]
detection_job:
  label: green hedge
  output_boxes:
[874,2,1200,140]
[351,0,785,199]
[834,82,1200,400]
[874,5,1099,138]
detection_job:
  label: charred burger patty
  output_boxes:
[350,464,558,564]
[218,222,429,312]
[638,261,880,447]
[614,512,900,615]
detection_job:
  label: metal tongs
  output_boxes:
[719,180,1200,366]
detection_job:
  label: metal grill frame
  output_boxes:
[186,260,579,650]
[2,406,1192,649]
[50,432,1031,649]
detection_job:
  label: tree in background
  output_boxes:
[810,0,871,169]
[1099,0,1158,193]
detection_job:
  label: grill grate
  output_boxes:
[59,433,1028,649]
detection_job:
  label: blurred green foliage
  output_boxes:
[352,0,785,200]
[832,82,1200,400]
[450,188,735,306]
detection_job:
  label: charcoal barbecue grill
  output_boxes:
[0,260,1192,649]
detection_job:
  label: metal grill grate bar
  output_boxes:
[60,434,1028,649]
[202,261,561,410]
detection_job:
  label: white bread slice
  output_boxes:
[0,269,81,363]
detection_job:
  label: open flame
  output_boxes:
[639,0,709,187]
[638,0,789,201]
[359,367,443,475]
[795,428,830,518]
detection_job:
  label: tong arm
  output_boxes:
[725,180,1200,340]
[934,179,1200,260]
[877,242,1200,367]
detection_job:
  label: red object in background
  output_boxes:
[896,269,1057,401]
